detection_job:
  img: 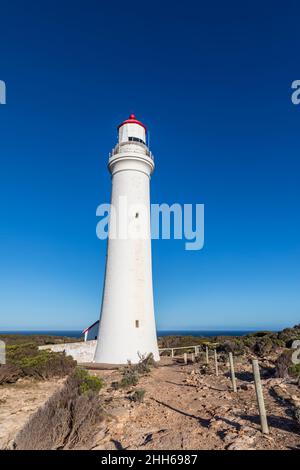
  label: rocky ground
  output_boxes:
[90,357,300,450]
[1,328,300,450]
[0,377,65,449]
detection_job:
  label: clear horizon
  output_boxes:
[0,326,293,333]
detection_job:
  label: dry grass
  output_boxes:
[14,369,104,450]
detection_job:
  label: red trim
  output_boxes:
[82,320,99,335]
[117,114,147,132]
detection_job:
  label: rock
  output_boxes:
[223,430,239,444]
[294,407,300,425]
[239,383,253,391]
[209,419,224,431]
[227,438,256,450]
[291,395,300,406]
[92,427,108,445]
[272,384,293,404]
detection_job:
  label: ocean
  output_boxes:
[0,329,261,338]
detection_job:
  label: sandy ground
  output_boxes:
[91,358,300,450]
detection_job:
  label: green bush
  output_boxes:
[275,350,293,378]
[278,326,300,346]
[253,336,273,356]
[158,335,208,349]
[5,343,76,381]
[246,331,274,338]
[111,353,155,390]
[135,353,157,374]
[121,372,139,388]
[74,368,104,395]
[288,363,300,379]
[0,334,83,347]
[129,389,145,403]
[112,369,139,389]
[218,339,246,356]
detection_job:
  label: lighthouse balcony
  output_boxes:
[109,141,154,160]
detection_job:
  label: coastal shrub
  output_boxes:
[0,364,23,385]
[112,368,139,389]
[288,363,300,380]
[0,334,83,347]
[129,389,146,403]
[275,350,293,378]
[275,349,300,380]
[241,333,284,356]
[246,331,274,338]
[194,352,206,363]
[158,335,208,349]
[13,368,104,450]
[74,368,104,395]
[7,343,38,362]
[253,336,274,356]
[135,353,157,374]
[5,343,76,381]
[278,326,300,347]
[111,353,156,390]
[218,339,246,356]
[122,369,139,387]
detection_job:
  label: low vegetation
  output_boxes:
[129,389,146,403]
[13,368,104,450]
[0,334,82,347]
[276,349,300,381]
[74,368,104,395]
[158,324,300,359]
[0,342,76,384]
[112,353,156,390]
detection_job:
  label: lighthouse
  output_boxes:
[94,114,160,364]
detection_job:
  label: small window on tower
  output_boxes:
[135,212,139,218]
[128,136,145,144]
[135,320,139,328]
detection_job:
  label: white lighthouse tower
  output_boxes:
[94,114,160,364]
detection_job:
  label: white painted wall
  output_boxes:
[39,341,96,363]
[94,121,159,364]
[84,322,99,341]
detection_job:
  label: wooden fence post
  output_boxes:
[229,352,237,392]
[184,352,187,365]
[191,352,195,363]
[205,346,209,364]
[214,349,219,376]
[252,359,269,434]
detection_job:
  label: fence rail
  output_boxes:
[159,343,219,357]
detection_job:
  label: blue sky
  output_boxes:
[0,1,299,331]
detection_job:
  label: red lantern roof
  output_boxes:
[117,114,147,131]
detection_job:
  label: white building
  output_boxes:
[82,320,99,341]
[94,114,160,364]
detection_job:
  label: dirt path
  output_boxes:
[93,360,300,450]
